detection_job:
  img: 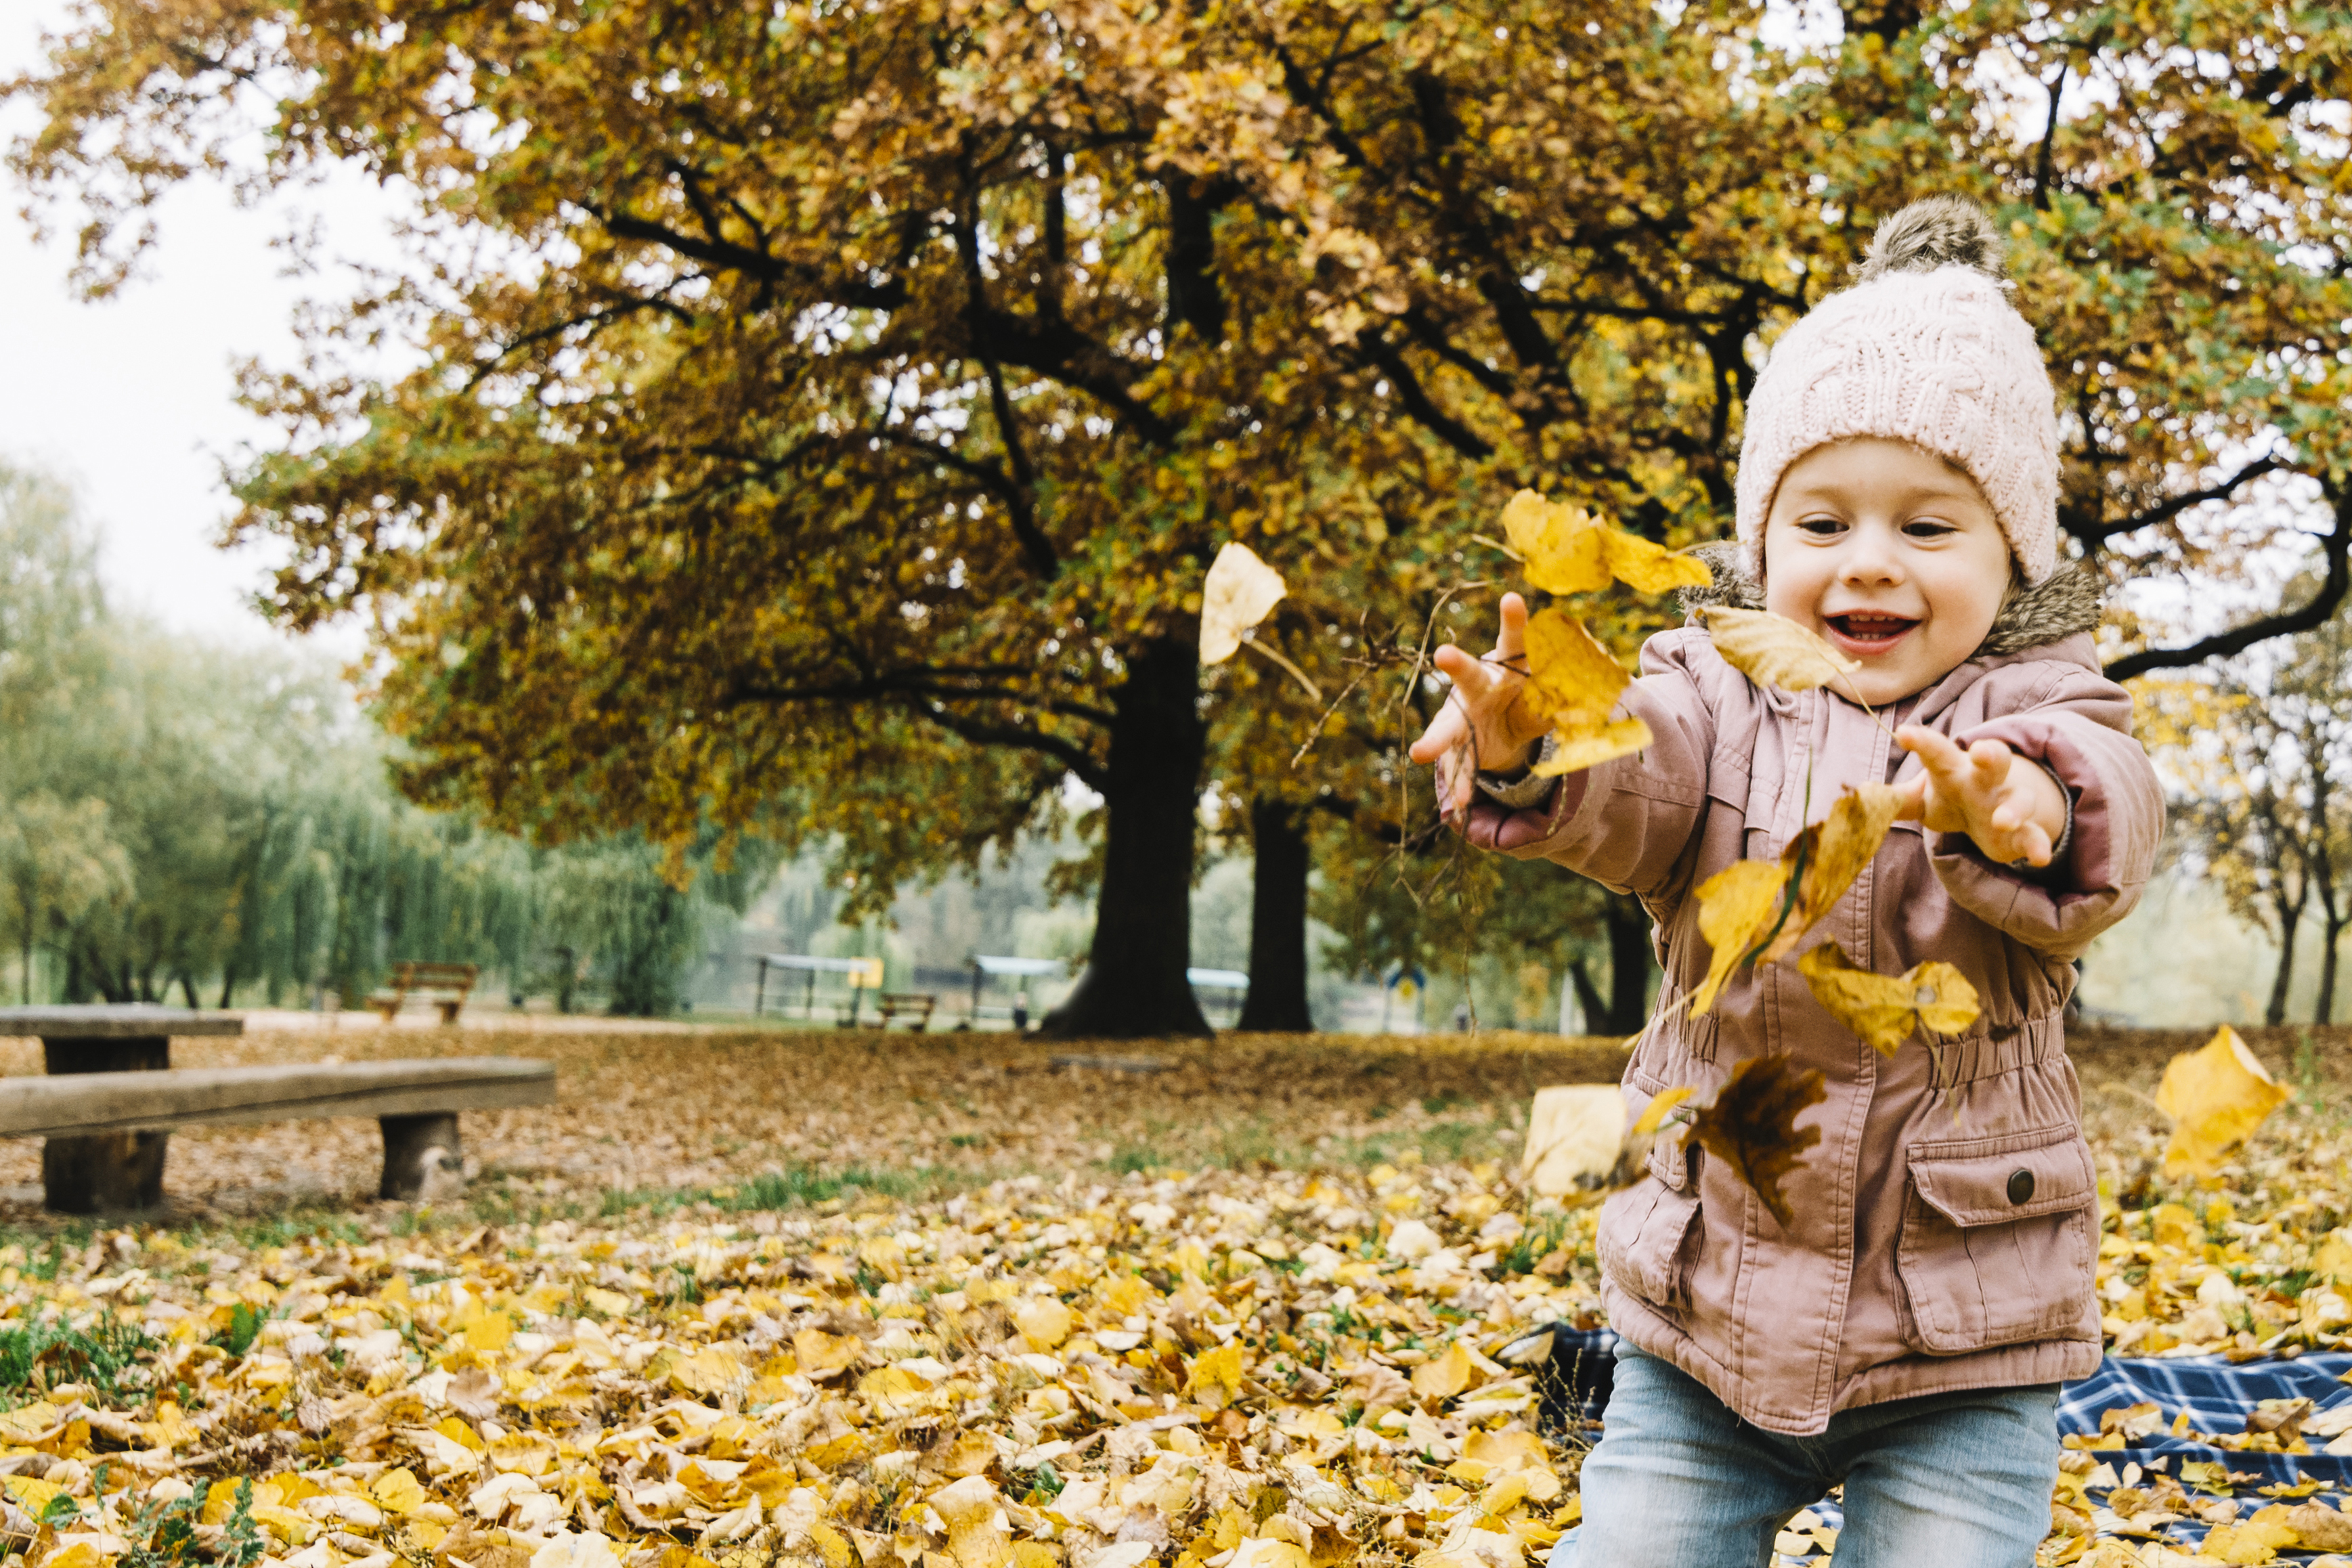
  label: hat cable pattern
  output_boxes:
[1734,196,2062,584]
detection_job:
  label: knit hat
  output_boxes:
[1734,196,2062,583]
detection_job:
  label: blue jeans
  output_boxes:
[1552,1346,2059,1568]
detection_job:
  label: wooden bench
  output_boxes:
[371,961,480,1024]
[875,993,937,1030]
[0,1058,557,1210]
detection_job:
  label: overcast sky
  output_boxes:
[0,3,401,649]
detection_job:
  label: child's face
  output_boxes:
[1762,437,2011,704]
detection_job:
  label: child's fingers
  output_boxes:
[1889,771,1930,822]
[1494,592,1529,664]
[1430,640,1494,694]
[1966,738,2015,786]
[1407,693,1471,764]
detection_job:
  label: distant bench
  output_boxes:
[0,1058,555,1210]
[371,961,480,1024]
[875,993,937,1030]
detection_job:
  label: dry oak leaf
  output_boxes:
[1701,607,1862,695]
[1520,609,1627,729]
[1795,943,1980,1056]
[791,1328,863,1380]
[1683,1055,1826,1229]
[1757,785,1905,965]
[1200,542,1286,663]
[1499,491,1711,596]
[1689,859,1790,1015]
[2156,1025,2292,1178]
[1519,609,1654,779]
[1410,1340,1481,1401]
[1691,785,1904,1011]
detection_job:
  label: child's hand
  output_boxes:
[1894,725,2068,868]
[1406,592,1557,817]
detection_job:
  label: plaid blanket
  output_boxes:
[1534,1331,2352,1563]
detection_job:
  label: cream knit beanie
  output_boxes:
[1735,196,2062,584]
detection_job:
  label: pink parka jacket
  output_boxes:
[1464,564,2163,1435]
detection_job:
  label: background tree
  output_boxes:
[2144,607,2352,1025]
[18,0,2352,1035]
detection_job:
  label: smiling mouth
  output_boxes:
[1825,612,1920,653]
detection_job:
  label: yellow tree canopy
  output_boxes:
[14,0,2352,1032]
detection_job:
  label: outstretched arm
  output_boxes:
[1894,726,2069,868]
[1406,592,1554,819]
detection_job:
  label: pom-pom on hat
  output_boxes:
[1734,196,2062,583]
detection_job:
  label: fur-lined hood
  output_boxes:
[1676,542,2101,660]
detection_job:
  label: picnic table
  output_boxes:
[0,1004,242,1213]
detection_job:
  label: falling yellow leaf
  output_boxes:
[1689,859,1791,1014]
[1199,542,1287,663]
[1521,609,1628,731]
[1519,1085,1625,1196]
[1757,785,1905,964]
[1700,607,1862,694]
[1529,716,1654,777]
[1500,491,1609,595]
[1795,944,1980,1055]
[1632,1086,1696,1135]
[1515,609,1651,777]
[1499,491,1709,596]
[1601,531,1714,594]
[2156,1026,2292,1177]
[1682,1055,1825,1229]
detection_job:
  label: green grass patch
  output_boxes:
[0,1315,158,1405]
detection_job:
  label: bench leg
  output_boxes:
[41,1034,171,1214]
[42,1131,167,1214]
[380,1112,463,1200]
[437,999,462,1026]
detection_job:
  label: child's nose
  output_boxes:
[1839,527,1907,584]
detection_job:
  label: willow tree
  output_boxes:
[17,0,2352,1035]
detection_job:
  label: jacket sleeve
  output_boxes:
[1456,632,1715,899]
[1924,662,2164,961]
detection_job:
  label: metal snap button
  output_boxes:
[2007,1169,2035,1205]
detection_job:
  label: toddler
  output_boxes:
[1410,196,2164,1567]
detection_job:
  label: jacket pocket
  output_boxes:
[1896,1124,2097,1355]
[1597,1146,1704,1311]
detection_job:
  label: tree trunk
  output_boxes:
[2322,915,2345,1026]
[1597,892,1655,1035]
[2268,894,2302,1028]
[1236,798,1313,1032]
[1566,959,1606,1037]
[1043,636,1211,1039]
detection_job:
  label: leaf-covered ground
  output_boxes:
[2,1023,2351,1568]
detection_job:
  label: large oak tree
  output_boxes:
[16,0,2352,1034]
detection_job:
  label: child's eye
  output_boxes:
[1904,517,1959,540]
[1797,516,1845,537]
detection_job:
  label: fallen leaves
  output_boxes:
[1795,944,1981,1057]
[1697,607,1861,695]
[2158,1026,2294,1179]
